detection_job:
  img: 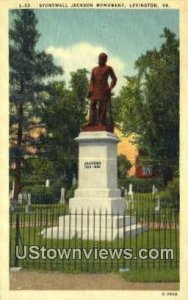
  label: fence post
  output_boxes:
[14,212,20,268]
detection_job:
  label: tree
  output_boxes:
[116,28,179,185]
[69,68,89,128]
[9,10,62,200]
[39,69,89,188]
[117,154,132,179]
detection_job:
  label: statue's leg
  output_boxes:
[88,99,97,125]
[98,99,107,124]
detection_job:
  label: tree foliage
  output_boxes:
[116,28,179,184]
[9,10,62,199]
[39,69,89,188]
[117,154,132,179]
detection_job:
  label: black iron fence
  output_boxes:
[10,204,179,273]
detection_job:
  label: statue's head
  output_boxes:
[98,53,108,66]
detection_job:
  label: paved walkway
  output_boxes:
[10,271,179,290]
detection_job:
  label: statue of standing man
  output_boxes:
[86,53,117,132]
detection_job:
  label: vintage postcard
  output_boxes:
[0,0,188,299]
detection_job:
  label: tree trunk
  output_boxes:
[163,165,173,187]
[13,104,23,201]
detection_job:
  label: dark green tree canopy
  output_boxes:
[9,10,62,106]
[9,10,63,199]
[38,69,89,187]
[115,28,179,184]
[117,154,132,179]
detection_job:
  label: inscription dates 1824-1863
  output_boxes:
[84,161,101,169]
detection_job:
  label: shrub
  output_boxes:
[21,176,77,204]
[22,184,57,204]
[160,177,179,210]
[66,184,77,200]
[118,177,164,193]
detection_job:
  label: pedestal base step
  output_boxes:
[58,215,137,228]
[41,214,148,241]
[42,224,148,241]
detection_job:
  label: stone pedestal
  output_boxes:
[42,131,148,241]
[69,131,125,213]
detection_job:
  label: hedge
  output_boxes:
[118,177,164,193]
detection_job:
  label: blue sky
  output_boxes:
[33,9,179,91]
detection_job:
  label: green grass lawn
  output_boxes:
[121,268,179,282]
[9,197,179,282]
[10,225,179,278]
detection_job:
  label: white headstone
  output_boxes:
[45,179,50,188]
[127,184,134,208]
[25,205,30,213]
[27,193,31,206]
[25,193,31,213]
[152,185,158,194]
[10,181,15,200]
[60,187,65,204]
[152,184,156,194]
[18,193,23,205]
[128,184,133,194]
[155,197,160,211]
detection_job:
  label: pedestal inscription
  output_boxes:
[69,131,125,213]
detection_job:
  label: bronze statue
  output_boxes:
[85,53,117,132]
